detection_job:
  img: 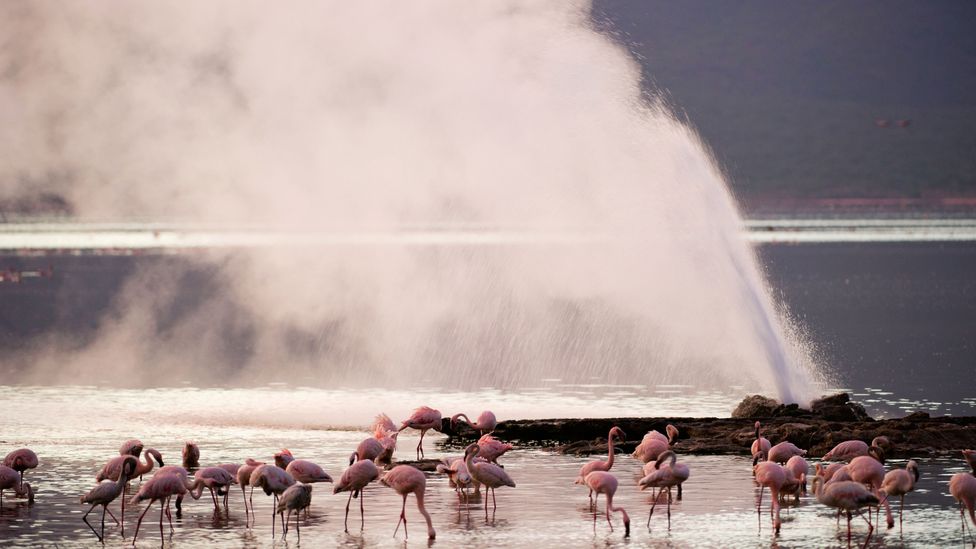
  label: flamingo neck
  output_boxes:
[606,430,616,468]
[416,494,435,537]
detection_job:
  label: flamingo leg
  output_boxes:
[605,497,614,532]
[241,485,249,523]
[344,491,352,532]
[647,490,659,528]
[82,504,102,542]
[846,510,852,545]
[360,489,366,531]
[249,486,255,525]
[271,493,278,537]
[899,495,904,531]
[158,499,165,542]
[166,496,175,533]
[209,487,218,511]
[132,499,154,545]
[416,430,426,460]
[101,504,108,540]
[394,494,407,539]
[296,508,301,541]
[756,486,764,530]
[667,487,673,530]
[121,484,127,537]
[492,487,497,510]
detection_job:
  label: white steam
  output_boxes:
[0,1,822,402]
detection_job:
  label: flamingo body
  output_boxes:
[382,465,435,540]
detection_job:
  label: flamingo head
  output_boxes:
[666,424,679,443]
[463,443,480,459]
[348,452,358,466]
[869,445,886,465]
[906,460,920,482]
[609,426,626,442]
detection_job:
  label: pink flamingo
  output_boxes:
[639,450,689,530]
[236,458,263,523]
[846,446,893,528]
[249,464,296,537]
[451,410,498,435]
[767,441,806,464]
[2,448,38,484]
[752,461,790,533]
[785,455,809,493]
[182,442,200,470]
[880,460,918,530]
[274,448,295,469]
[285,459,333,485]
[751,421,771,466]
[194,466,236,512]
[355,437,384,462]
[437,456,480,503]
[398,406,443,459]
[0,465,33,507]
[97,448,163,482]
[823,436,890,462]
[80,458,137,541]
[129,472,202,545]
[381,465,435,540]
[815,461,849,482]
[373,413,399,463]
[633,425,678,463]
[949,449,976,547]
[811,476,879,545]
[276,483,312,540]
[334,452,380,532]
[585,471,630,537]
[476,433,512,464]
[464,443,516,518]
[119,440,143,457]
[575,426,626,505]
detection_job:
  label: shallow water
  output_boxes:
[1,386,973,548]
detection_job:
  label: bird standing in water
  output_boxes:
[640,450,690,530]
[576,426,626,506]
[381,465,435,540]
[585,471,630,537]
[398,406,443,459]
[334,453,380,532]
[949,450,976,547]
[80,458,137,541]
[451,410,498,435]
[277,483,312,540]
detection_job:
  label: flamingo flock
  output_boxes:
[1,416,974,546]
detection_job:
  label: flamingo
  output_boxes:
[277,483,312,540]
[373,413,399,464]
[236,458,263,522]
[476,433,513,464]
[815,461,849,482]
[639,450,689,530]
[119,439,144,457]
[767,441,806,464]
[129,473,202,545]
[182,442,200,470]
[249,464,296,537]
[949,449,976,547]
[194,466,236,512]
[880,460,919,530]
[381,465,435,540]
[0,465,33,508]
[585,471,630,537]
[751,461,790,533]
[846,446,893,528]
[373,413,398,434]
[751,421,771,466]
[398,406,443,459]
[355,437,384,462]
[334,453,380,532]
[823,436,891,462]
[156,465,196,515]
[785,455,809,492]
[464,443,516,518]
[285,458,332,516]
[633,424,678,463]
[80,458,137,541]
[451,410,498,435]
[575,426,626,505]
[2,448,38,485]
[811,476,879,545]
[274,449,295,469]
[437,456,480,503]
[97,448,163,482]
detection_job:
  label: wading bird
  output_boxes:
[381,465,435,540]
[464,443,515,517]
[249,464,296,537]
[575,426,626,505]
[2,448,38,484]
[823,436,891,462]
[274,449,295,469]
[633,425,678,463]
[811,476,879,545]
[80,458,137,541]
[236,458,263,522]
[129,472,202,545]
[437,456,480,503]
[751,461,790,533]
[277,483,312,540]
[880,460,918,530]
[119,440,143,457]
[182,442,200,470]
[751,421,771,466]
[639,450,689,530]
[373,413,399,464]
[585,471,630,537]
[767,441,807,465]
[847,446,893,528]
[398,406,443,459]
[785,454,809,493]
[949,449,976,547]
[98,448,163,482]
[355,437,384,462]
[334,453,380,532]
[476,433,512,464]
[451,410,498,435]
[0,465,33,507]
[194,466,236,512]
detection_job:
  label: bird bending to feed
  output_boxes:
[639,450,689,530]
[576,426,626,505]
[398,406,443,460]
[250,464,296,537]
[815,461,848,482]
[846,446,893,528]
[751,422,772,466]
[129,472,202,545]
[0,465,33,507]
[785,454,809,493]
[236,458,263,522]
[80,458,137,541]
[3,448,38,485]
[880,460,918,530]
[751,461,790,533]
[334,453,380,532]
[948,449,976,547]
[476,433,513,463]
[823,436,891,462]
[372,413,399,464]
[355,437,384,463]
[194,466,236,512]
[182,442,200,470]
[285,459,333,485]
[437,456,480,503]
[633,425,678,463]
[277,483,312,540]
[464,443,516,517]
[451,410,498,435]
[381,465,435,540]
[585,471,630,537]
[811,476,879,545]
[767,441,807,465]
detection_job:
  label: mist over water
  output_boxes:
[1,1,822,402]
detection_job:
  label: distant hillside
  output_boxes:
[593,0,976,211]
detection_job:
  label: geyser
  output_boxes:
[1,1,820,402]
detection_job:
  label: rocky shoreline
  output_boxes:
[441,394,976,458]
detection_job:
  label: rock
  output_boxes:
[810,392,872,421]
[731,395,780,418]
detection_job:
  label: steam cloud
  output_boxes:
[0,1,822,401]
